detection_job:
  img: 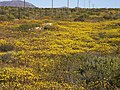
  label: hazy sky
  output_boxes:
[0,0,120,8]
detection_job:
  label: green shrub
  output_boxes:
[43,25,57,30]
[0,15,8,21]
[103,14,113,20]
[7,14,15,20]
[0,40,14,52]
[74,14,89,21]
[18,23,40,31]
[0,52,12,62]
[52,53,120,89]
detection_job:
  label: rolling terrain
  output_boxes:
[0,18,120,89]
[0,6,120,21]
[0,0,35,8]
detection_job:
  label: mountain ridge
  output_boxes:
[0,0,36,8]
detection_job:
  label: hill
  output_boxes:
[0,7,120,21]
[0,0,35,8]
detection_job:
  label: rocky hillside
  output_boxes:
[0,0,35,8]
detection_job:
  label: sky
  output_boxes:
[0,0,120,8]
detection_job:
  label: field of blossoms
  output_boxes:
[0,19,120,90]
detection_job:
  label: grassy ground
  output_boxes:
[0,19,120,90]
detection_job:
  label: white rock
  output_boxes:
[44,23,53,26]
[35,27,40,30]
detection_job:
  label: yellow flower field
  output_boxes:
[0,19,120,90]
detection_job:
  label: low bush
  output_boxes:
[74,14,89,21]
[53,53,120,89]
[0,40,14,52]
[7,14,15,20]
[18,23,40,31]
[43,25,57,30]
[0,15,8,21]
[0,52,12,62]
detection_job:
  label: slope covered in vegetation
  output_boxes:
[0,6,120,22]
[0,19,120,90]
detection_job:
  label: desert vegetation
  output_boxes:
[0,6,120,90]
[0,6,120,21]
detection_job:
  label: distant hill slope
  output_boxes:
[0,0,36,8]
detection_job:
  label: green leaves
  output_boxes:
[17,23,40,31]
[0,40,14,52]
